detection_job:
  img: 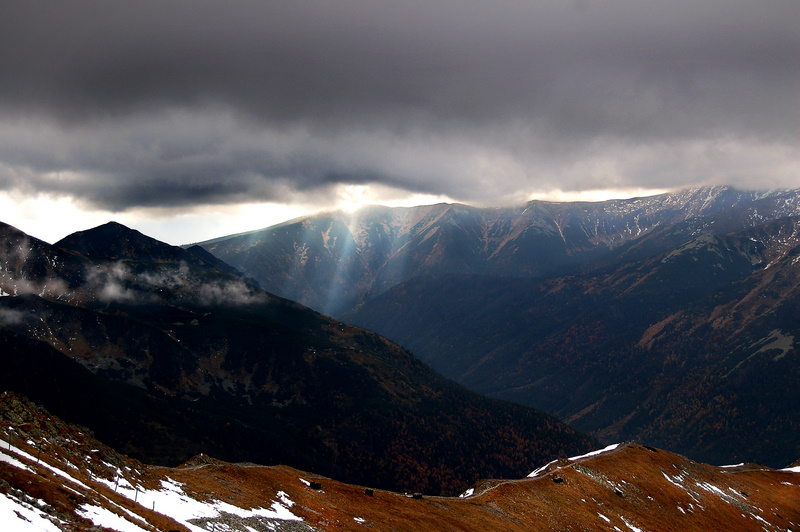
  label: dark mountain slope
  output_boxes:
[625,218,800,462]
[57,220,247,278]
[0,221,90,299]
[1,219,255,306]
[57,221,187,262]
[0,221,595,496]
[346,216,800,468]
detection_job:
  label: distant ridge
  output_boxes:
[186,212,318,248]
[197,186,800,315]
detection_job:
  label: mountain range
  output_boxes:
[2,185,800,527]
[195,186,800,316]
[2,391,799,531]
[345,216,800,467]
[0,220,593,497]
[197,186,800,470]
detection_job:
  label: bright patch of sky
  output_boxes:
[0,191,306,246]
[3,184,679,247]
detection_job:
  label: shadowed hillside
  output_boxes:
[0,221,594,496]
[345,215,800,469]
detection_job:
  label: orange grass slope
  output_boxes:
[1,391,799,531]
[169,446,800,531]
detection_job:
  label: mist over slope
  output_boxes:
[0,220,594,496]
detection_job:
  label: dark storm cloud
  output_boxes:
[0,0,797,210]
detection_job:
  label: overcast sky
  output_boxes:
[1,0,798,244]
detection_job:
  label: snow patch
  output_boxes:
[117,477,303,531]
[78,504,150,532]
[0,492,64,532]
[568,443,621,462]
[528,459,558,477]
[0,440,90,490]
[0,448,34,473]
[620,515,644,532]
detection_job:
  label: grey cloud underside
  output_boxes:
[0,0,797,209]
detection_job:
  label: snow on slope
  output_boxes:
[0,491,63,532]
[0,427,304,531]
[2,391,800,531]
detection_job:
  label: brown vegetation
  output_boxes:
[1,392,798,531]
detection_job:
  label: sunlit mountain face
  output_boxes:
[197,186,800,316]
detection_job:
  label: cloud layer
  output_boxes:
[1,0,797,213]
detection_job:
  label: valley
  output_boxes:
[0,220,593,498]
[2,186,800,529]
[198,186,800,469]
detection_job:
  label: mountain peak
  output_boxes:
[55,221,171,261]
